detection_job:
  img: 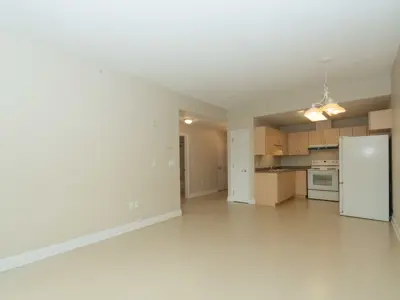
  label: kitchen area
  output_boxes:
[254,97,392,221]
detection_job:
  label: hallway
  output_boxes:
[1,193,399,299]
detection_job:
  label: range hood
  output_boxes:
[308,144,339,150]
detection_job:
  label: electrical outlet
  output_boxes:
[128,201,134,211]
[134,201,139,208]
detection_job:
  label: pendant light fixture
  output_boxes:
[304,59,346,121]
[304,104,327,122]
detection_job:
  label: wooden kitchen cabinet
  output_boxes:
[288,132,309,156]
[295,171,307,197]
[280,132,288,155]
[369,109,392,131]
[352,125,367,136]
[339,127,353,137]
[255,171,295,207]
[254,126,287,156]
[324,128,339,144]
[254,126,267,155]
[309,130,324,146]
[278,172,296,203]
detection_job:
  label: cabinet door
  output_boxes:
[265,128,280,155]
[297,132,309,155]
[281,132,288,155]
[309,131,324,146]
[352,125,367,136]
[295,171,307,196]
[369,109,392,130]
[288,133,297,155]
[254,127,266,155]
[339,127,353,137]
[324,128,339,144]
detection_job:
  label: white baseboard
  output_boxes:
[392,217,400,242]
[0,210,182,273]
[188,188,218,199]
[227,196,254,204]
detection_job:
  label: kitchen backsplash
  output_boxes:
[280,150,339,166]
[255,155,281,168]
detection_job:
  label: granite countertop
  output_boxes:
[255,166,310,173]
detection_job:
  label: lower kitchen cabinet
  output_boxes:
[255,171,296,207]
[295,171,307,197]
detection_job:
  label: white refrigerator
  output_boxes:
[339,135,389,222]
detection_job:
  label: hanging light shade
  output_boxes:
[304,104,327,122]
[322,98,346,115]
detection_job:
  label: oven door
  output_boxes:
[308,169,338,191]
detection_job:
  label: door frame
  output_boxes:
[179,133,190,199]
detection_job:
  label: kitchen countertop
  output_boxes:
[255,166,310,173]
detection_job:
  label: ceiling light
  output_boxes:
[304,60,346,122]
[304,104,327,122]
[322,99,346,115]
[184,118,193,125]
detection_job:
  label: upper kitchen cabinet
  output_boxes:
[254,126,287,156]
[339,127,353,137]
[324,128,340,144]
[309,130,324,146]
[280,132,288,155]
[254,126,267,155]
[369,109,392,131]
[288,132,309,155]
[352,125,367,136]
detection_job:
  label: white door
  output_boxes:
[339,136,389,221]
[230,129,251,203]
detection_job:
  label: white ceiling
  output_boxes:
[256,96,391,127]
[2,1,399,108]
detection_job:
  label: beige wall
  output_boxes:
[391,46,400,225]
[180,122,227,196]
[228,75,391,202]
[0,32,226,258]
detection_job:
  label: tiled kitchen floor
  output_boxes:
[1,193,399,299]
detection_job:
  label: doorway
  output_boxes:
[217,131,228,191]
[179,134,189,201]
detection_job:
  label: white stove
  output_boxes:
[308,160,339,201]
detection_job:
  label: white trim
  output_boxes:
[188,188,218,199]
[392,217,400,242]
[179,133,190,199]
[0,210,182,273]
[227,196,254,204]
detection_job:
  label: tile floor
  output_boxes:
[0,192,399,299]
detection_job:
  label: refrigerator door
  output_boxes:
[339,136,389,221]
